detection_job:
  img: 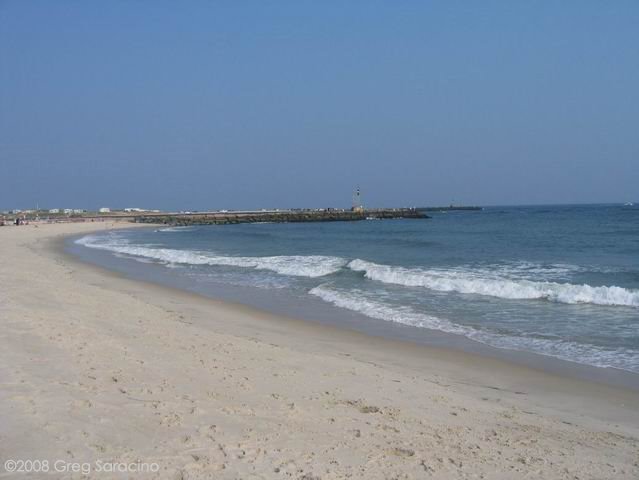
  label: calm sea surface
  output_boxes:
[75,204,639,374]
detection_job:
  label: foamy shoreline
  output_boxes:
[70,225,639,384]
[2,222,638,479]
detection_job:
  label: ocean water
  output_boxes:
[75,204,639,374]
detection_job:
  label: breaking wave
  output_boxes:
[309,284,639,372]
[348,259,639,308]
[74,230,639,372]
[76,234,346,278]
[156,226,198,232]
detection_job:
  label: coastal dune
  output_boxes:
[1,223,638,479]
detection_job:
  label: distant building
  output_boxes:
[99,207,111,213]
[73,209,85,214]
[124,207,147,212]
[49,208,60,214]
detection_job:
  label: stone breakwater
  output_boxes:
[133,209,428,226]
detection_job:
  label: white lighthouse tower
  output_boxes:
[352,186,364,212]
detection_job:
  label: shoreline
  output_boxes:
[2,222,638,478]
[66,225,639,392]
[62,229,639,398]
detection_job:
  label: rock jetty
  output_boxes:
[134,208,428,226]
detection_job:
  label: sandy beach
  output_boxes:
[1,222,638,479]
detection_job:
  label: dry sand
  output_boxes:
[1,222,638,479]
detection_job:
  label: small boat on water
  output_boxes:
[624,202,634,206]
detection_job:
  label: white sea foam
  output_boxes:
[157,226,197,232]
[309,284,470,335]
[309,284,639,372]
[348,259,639,308]
[76,234,346,278]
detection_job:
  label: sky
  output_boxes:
[1,1,638,211]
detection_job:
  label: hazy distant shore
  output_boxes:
[1,222,638,479]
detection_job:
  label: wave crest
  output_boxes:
[310,284,639,372]
[157,226,197,232]
[76,234,346,278]
[348,259,639,308]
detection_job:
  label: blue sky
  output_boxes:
[1,1,637,210]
